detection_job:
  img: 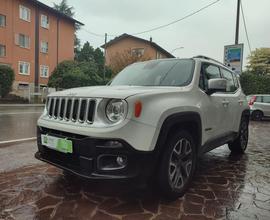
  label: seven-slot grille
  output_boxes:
[46,97,96,123]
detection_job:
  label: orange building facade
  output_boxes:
[0,0,83,96]
[102,34,174,67]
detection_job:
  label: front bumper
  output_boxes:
[36,126,156,180]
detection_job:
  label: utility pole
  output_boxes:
[235,0,241,45]
[103,33,108,82]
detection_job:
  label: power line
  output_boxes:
[240,1,252,54]
[81,27,116,38]
[132,0,222,35]
[81,0,222,39]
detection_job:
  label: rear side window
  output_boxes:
[263,96,270,103]
[221,68,237,92]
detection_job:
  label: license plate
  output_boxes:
[41,134,73,153]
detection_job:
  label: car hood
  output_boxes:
[49,85,181,99]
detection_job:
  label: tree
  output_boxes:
[76,42,109,80]
[246,48,270,75]
[0,65,15,97]
[94,48,105,74]
[109,50,151,75]
[53,0,81,57]
[53,0,74,17]
[76,42,95,62]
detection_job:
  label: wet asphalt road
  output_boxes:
[0,106,43,142]
[0,121,270,220]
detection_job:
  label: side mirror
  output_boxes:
[206,78,227,95]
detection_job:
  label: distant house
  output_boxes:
[0,0,83,96]
[101,33,174,68]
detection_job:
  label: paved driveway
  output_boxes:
[0,121,270,220]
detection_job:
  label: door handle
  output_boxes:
[238,100,244,105]
[222,100,230,106]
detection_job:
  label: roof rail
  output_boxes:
[193,55,226,67]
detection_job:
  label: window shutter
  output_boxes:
[26,36,30,48]
[14,34,19,45]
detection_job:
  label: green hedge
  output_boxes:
[240,72,270,95]
[48,60,105,89]
[0,65,15,98]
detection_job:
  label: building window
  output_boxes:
[15,34,30,48]
[0,14,6,27]
[40,65,49,78]
[131,48,145,57]
[40,41,48,53]
[18,83,29,90]
[41,14,49,28]
[0,44,6,57]
[19,5,30,22]
[157,52,162,59]
[19,61,30,75]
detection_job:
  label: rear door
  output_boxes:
[220,68,243,132]
[262,96,270,116]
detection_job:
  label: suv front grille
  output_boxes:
[46,97,96,124]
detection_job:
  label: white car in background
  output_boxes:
[248,94,270,120]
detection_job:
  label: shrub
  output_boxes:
[0,65,15,97]
[48,60,104,89]
[240,72,270,95]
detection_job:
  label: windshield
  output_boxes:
[110,59,194,87]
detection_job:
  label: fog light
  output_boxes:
[98,155,127,171]
[116,156,127,166]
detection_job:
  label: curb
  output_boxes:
[0,137,37,147]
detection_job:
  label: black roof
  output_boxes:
[101,33,175,58]
[29,0,84,25]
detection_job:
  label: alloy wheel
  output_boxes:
[169,138,193,191]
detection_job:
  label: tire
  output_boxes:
[157,130,197,199]
[228,117,249,154]
[251,110,263,121]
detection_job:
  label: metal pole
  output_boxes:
[103,33,108,82]
[235,0,241,45]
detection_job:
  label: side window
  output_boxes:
[263,96,270,103]
[255,96,263,103]
[199,63,221,90]
[221,68,237,92]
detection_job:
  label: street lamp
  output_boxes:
[170,46,184,54]
[170,47,184,57]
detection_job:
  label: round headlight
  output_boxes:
[105,99,126,123]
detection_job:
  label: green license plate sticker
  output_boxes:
[41,134,73,153]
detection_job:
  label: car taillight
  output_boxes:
[248,96,256,106]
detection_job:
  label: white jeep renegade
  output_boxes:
[36,56,250,198]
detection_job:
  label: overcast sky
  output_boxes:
[42,0,270,67]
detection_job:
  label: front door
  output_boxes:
[199,63,231,140]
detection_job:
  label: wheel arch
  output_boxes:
[154,112,202,155]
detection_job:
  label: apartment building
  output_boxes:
[102,33,174,67]
[0,0,83,96]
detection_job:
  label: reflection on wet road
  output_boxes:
[0,121,270,219]
[0,106,43,142]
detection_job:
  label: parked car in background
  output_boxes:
[248,95,270,120]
